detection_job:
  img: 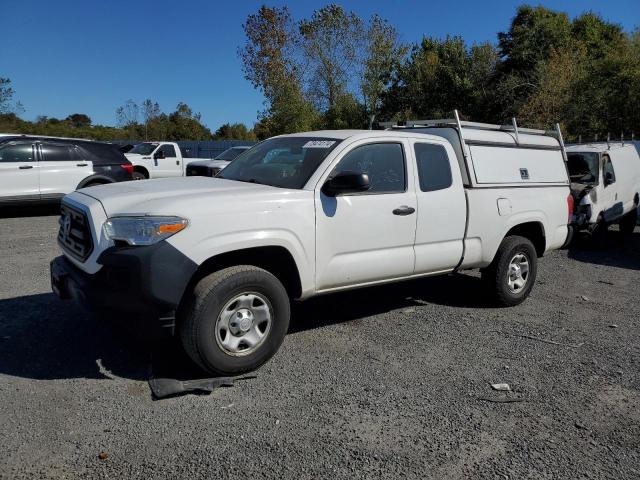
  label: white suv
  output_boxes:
[0,135,133,206]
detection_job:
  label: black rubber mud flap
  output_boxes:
[148,376,254,399]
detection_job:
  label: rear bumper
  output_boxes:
[50,242,198,320]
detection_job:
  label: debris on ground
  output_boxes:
[580,295,590,302]
[148,376,256,399]
[491,383,511,391]
[98,452,108,460]
[609,324,618,328]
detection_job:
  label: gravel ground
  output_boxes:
[0,207,639,479]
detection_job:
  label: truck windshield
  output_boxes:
[217,137,341,189]
[129,143,158,155]
[567,152,599,185]
[215,147,250,161]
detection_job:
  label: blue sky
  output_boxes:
[2,1,638,131]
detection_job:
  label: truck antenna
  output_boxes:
[607,133,611,149]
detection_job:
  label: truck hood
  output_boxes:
[78,177,294,216]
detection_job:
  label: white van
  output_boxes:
[566,143,640,235]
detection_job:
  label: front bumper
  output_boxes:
[50,241,198,320]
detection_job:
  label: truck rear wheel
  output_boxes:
[619,208,638,235]
[482,235,537,307]
[179,266,290,375]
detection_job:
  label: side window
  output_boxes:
[0,143,34,162]
[159,144,177,157]
[332,143,406,193]
[603,155,616,184]
[414,143,453,192]
[41,143,75,161]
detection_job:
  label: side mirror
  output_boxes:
[154,150,165,160]
[604,171,614,186]
[322,171,370,197]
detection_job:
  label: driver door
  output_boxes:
[315,139,417,291]
[155,144,181,177]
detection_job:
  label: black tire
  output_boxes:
[619,208,638,235]
[482,235,538,307]
[178,265,290,375]
[132,171,147,181]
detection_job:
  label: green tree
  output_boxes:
[0,77,24,115]
[361,15,408,125]
[299,4,364,111]
[240,6,317,136]
[214,123,257,140]
[65,113,92,128]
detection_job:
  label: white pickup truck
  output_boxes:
[124,141,210,180]
[51,114,571,375]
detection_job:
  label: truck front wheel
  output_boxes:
[179,266,290,375]
[482,235,538,307]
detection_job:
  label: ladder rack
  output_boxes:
[379,109,568,161]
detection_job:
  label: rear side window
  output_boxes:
[414,143,453,192]
[40,143,77,162]
[77,143,128,164]
[159,144,177,157]
[0,143,34,162]
[333,143,406,193]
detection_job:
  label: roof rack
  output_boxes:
[379,109,568,161]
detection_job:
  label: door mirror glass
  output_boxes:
[154,150,165,160]
[322,171,370,197]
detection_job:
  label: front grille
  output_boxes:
[58,203,94,261]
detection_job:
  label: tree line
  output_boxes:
[242,4,640,141]
[1,4,638,142]
[0,87,255,141]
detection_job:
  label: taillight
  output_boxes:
[567,194,574,223]
[120,164,134,175]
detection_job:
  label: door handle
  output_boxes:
[19,165,33,170]
[76,163,88,167]
[392,206,415,216]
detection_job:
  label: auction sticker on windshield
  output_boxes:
[303,140,336,148]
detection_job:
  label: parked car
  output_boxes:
[566,143,640,236]
[0,135,133,206]
[186,146,252,177]
[124,142,210,180]
[51,114,571,375]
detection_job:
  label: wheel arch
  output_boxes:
[504,221,546,257]
[76,175,115,189]
[133,165,150,178]
[186,246,303,301]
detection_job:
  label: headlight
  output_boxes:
[103,216,188,246]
